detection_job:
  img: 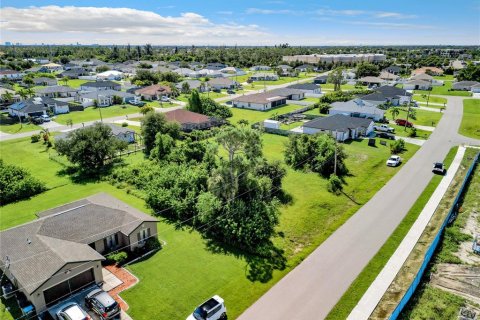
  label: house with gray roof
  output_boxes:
[231,92,287,111]
[80,81,121,91]
[32,77,58,86]
[287,83,322,95]
[34,85,78,98]
[74,89,136,107]
[8,97,69,117]
[329,99,385,121]
[452,81,480,91]
[0,193,158,312]
[175,80,207,92]
[302,114,374,141]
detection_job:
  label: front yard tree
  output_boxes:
[187,89,202,113]
[55,123,128,173]
[181,81,191,94]
[328,67,344,91]
[390,107,400,120]
[141,112,180,156]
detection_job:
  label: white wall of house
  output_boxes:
[233,101,271,111]
[53,104,69,114]
[302,127,349,141]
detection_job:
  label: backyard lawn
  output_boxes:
[228,104,306,124]
[0,132,419,320]
[386,107,443,127]
[54,104,142,125]
[458,99,480,139]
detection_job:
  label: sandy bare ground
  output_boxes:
[455,208,480,265]
[431,264,480,305]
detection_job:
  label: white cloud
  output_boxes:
[217,11,233,15]
[374,12,417,19]
[316,9,366,16]
[245,8,297,15]
[0,6,266,41]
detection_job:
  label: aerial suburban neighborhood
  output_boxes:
[0,1,479,320]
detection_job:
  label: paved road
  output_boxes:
[238,96,479,320]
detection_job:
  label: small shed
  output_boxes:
[263,119,281,129]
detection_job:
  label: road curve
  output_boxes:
[238,96,479,320]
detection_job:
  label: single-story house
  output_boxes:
[383,66,402,75]
[173,68,195,77]
[96,70,123,81]
[374,85,412,105]
[250,66,271,71]
[205,63,227,70]
[410,73,443,86]
[0,193,157,312]
[80,81,121,91]
[8,97,69,117]
[231,92,287,111]
[329,99,385,121]
[0,87,20,104]
[452,81,480,91]
[268,88,305,100]
[34,85,78,98]
[450,60,466,70]
[313,75,328,84]
[57,68,89,79]
[135,84,172,100]
[357,76,386,87]
[42,63,63,72]
[287,83,321,95]
[57,123,137,143]
[302,114,374,141]
[411,67,444,76]
[175,80,207,92]
[403,79,432,90]
[220,67,246,76]
[248,73,279,81]
[25,66,49,74]
[164,109,222,131]
[379,71,399,81]
[295,64,315,72]
[32,77,58,86]
[207,78,238,90]
[0,70,24,80]
[75,90,137,107]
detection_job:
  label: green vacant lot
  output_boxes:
[0,132,418,320]
[414,81,472,97]
[386,108,443,127]
[459,99,480,139]
[0,113,41,134]
[54,104,141,125]
[413,94,447,105]
[229,104,306,124]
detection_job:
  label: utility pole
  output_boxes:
[334,139,338,176]
[404,101,411,131]
[426,78,432,108]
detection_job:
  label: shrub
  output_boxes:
[0,159,46,205]
[390,139,406,154]
[31,134,40,143]
[327,174,343,194]
[106,251,128,265]
[121,122,128,127]
[408,127,417,138]
[145,237,162,251]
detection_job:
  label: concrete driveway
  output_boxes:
[238,96,480,320]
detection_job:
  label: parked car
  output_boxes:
[395,119,413,127]
[56,302,91,320]
[129,100,145,107]
[432,162,446,175]
[227,90,235,94]
[375,132,395,140]
[386,155,402,167]
[41,114,51,122]
[187,295,226,320]
[212,88,221,93]
[374,124,395,133]
[160,96,170,102]
[85,288,121,320]
[31,117,44,124]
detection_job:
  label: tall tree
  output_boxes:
[141,112,180,156]
[187,89,202,113]
[328,67,344,91]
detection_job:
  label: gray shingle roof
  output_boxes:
[303,114,373,132]
[287,83,320,91]
[0,193,157,294]
[375,85,412,97]
[330,100,385,117]
[55,123,134,141]
[81,81,120,88]
[35,85,78,94]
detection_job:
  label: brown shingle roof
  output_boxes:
[164,109,211,124]
[135,84,172,96]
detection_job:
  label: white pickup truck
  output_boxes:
[374,124,395,133]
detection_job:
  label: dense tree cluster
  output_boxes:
[356,62,380,78]
[186,90,232,119]
[0,159,46,205]
[456,63,480,82]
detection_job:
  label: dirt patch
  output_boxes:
[431,263,480,305]
[455,209,480,265]
[104,265,138,311]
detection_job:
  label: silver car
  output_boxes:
[56,302,91,320]
[85,288,121,320]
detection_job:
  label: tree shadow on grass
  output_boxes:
[204,239,287,283]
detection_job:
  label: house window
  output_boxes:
[137,228,151,244]
[104,233,119,250]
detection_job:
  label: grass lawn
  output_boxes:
[0,132,419,320]
[303,97,320,103]
[390,124,432,140]
[280,121,304,130]
[54,105,141,125]
[228,104,306,125]
[65,79,89,88]
[459,99,480,139]
[387,108,443,127]
[0,113,41,134]
[414,81,472,97]
[413,94,447,105]
[326,146,458,320]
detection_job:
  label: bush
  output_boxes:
[145,237,162,251]
[106,251,128,265]
[408,127,417,138]
[0,159,46,205]
[121,122,128,127]
[31,134,40,143]
[390,139,406,154]
[327,174,343,194]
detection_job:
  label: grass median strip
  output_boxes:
[325,146,458,320]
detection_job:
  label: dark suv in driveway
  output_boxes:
[85,288,121,320]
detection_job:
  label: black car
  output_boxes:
[31,117,44,125]
[375,132,395,140]
[227,90,236,94]
[85,288,121,320]
[432,162,446,175]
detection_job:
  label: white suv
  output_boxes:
[386,155,401,167]
[187,295,227,320]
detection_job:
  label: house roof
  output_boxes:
[35,85,78,94]
[303,114,373,132]
[358,76,384,84]
[412,67,444,75]
[207,78,237,85]
[78,89,134,100]
[314,75,328,80]
[330,100,385,116]
[232,92,286,104]
[164,109,211,124]
[379,71,399,80]
[7,97,66,114]
[268,88,305,96]
[81,81,120,88]
[0,193,157,294]
[33,77,57,83]
[135,84,172,96]
[411,73,434,81]
[359,92,389,102]
[405,79,432,86]
[384,65,401,73]
[250,73,278,78]
[375,85,412,97]
[0,70,20,75]
[175,80,202,90]
[287,83,320,91]
[452,81,480,86]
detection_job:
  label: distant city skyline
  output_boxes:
[1,0,479,46]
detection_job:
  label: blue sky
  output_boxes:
[1,0,479,45]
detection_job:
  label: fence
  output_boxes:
[389,151,480,320]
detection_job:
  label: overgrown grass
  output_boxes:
[413,94,447,105]
[459,99,480,139]
[54,104,141,125]
[228,104,306,125]
[387,108,443,127]
[390,124,432,140]
[325,146,458,320]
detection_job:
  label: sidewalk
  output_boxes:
[347,146,466,320]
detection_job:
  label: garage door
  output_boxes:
[43,268,95,307]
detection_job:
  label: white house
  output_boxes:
[403,79,432,90]
[329,99,385,121]
[250,66,271,71]
[287,83,322,96]
[232,92,287,111]
[96,70,123,80]
[302,114,374,141]
[75,90,137,107]
[0,70,24,80]
[249,73,279,81]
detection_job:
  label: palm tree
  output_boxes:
[1,91,14,104]
[40,128,50,143]
[18,90,28,100]
[25,88,35,98]
[62,76,70,86]
[390,107,400,120]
